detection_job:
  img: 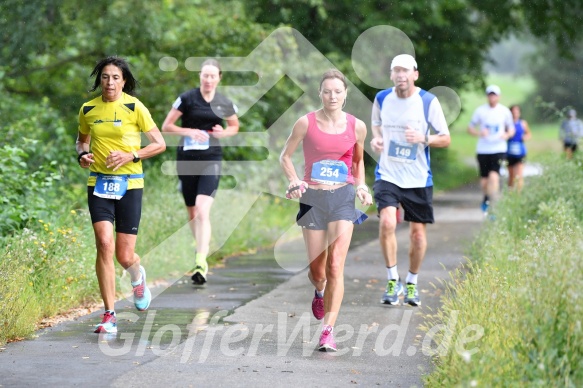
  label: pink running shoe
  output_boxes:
[312,290,325,320]
[318,325,337,352]
[94,311,117,334]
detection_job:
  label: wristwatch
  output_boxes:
[132,151,140,163]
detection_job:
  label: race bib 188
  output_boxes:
[93,174,129,200]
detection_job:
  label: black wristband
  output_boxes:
[77,151,89,164]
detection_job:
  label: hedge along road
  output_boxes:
[0,182,484,387]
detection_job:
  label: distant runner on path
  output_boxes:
[467,84,514,214]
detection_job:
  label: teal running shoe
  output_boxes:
[133,266,151,311]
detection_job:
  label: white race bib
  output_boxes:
[311,160,348,185]
[183,136,210,151]
[388,140,417,163]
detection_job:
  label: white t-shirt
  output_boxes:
[372,87,449,188]
[469,104,513,154]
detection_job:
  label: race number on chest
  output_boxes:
[311,160,348,185]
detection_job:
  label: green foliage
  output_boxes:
[244,0,490,95]
[0,145,61,234]
[0,90,87,236]
[431,148,477,191]
[529,42,583,122]
[424,155,583,386]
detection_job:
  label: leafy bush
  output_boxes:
[0,144,62,234]
[0,91,88,236]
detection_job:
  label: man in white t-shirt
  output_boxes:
[370,54,451,307]
[467,85,514,214]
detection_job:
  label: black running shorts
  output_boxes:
[506,156,524,167]
[177,159,221,206]
[87,186,143,235]
[477,152,506,177]
[373,180,434,224]
[564,142,578,152]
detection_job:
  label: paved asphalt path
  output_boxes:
[0,183,483,387]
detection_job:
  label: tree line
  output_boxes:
[1,0,582,234]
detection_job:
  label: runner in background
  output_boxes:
[162,59,239,285]
[467,85,514,214]
[559,108,583,160]
[507,104,531,191]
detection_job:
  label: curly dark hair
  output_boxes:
[89,56,138,95]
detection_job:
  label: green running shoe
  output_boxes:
[404,283,421,306]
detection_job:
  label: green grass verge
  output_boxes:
[424,153,583,386]
[0,210,99,344]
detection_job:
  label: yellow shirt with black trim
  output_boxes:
[78,93,156,189]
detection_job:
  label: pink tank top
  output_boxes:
[302,111,357,185]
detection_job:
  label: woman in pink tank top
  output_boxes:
[280,69,372,352]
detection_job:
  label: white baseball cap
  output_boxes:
[485,85,501,95]
[390,54,418,70]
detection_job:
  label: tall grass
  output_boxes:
[424,153,583,386]
[0,210,99,344]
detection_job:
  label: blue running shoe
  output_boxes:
[404,283,421,306]
[481,200,490,215]
[133,266,151,311]
[380,279,404,305]
[94,311,117,333]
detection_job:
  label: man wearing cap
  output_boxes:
[560,108,583,159]
[467,85,514,214]
[370,54,451,307]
